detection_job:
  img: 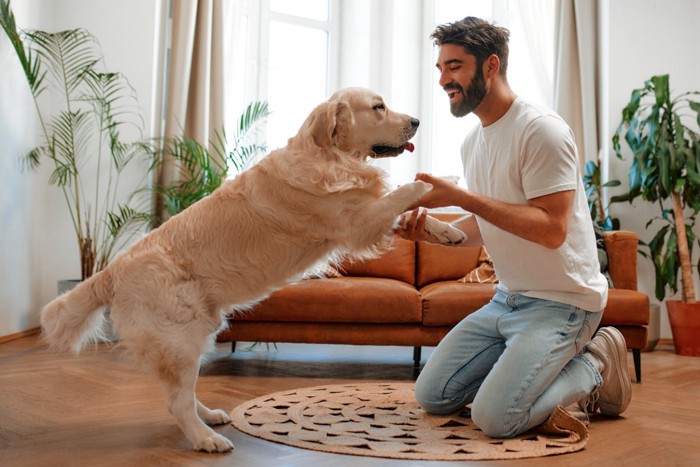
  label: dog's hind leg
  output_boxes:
[161,356,234,452]
[197,399,231,425]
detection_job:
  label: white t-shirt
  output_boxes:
[461,97,608,312]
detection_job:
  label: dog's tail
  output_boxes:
[40,268,114,353]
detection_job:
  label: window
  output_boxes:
[237,0,336,152]
[232,0,554,181]
[428,0,555,183]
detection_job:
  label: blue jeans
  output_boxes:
[415,288,603,438]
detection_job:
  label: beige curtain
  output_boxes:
[155,0,226,218]
[553,0,602,167]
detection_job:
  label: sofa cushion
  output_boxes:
[420,281,497,326]
[235,277,422,323]
[600,289,650,326]
[459,247,498,283]
[603,231,638,290]
[340,236,416,284]
[416,242,482,287]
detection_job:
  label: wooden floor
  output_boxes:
[1,336,699,467]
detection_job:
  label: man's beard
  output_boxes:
[447,68,487,117]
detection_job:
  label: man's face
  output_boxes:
[436,44,487,117]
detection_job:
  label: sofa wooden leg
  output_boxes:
[632,348,641,383]
[413,346,422,368]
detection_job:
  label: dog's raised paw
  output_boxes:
[389,181,433,212]
[414,180,433,196]
[424,216,467,245]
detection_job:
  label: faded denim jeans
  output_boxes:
[415,288,603,438]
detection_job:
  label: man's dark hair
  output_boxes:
[431,17,510,77]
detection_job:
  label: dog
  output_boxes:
[39,87,466,452]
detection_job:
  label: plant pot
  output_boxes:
[57,279,81,295]
[666,300,700,356]
[643,303,660,352]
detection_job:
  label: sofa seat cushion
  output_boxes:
[420,281,497,326]
[600,289,650,326]
[234,277,422,323]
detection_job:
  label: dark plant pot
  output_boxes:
[666,300,700,356]
[57,279,81,295]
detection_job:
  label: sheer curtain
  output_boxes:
[517,0,555,107]
[153,0,229,219]
[552,0,604,167]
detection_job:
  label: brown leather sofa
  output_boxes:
[217,214,650,382]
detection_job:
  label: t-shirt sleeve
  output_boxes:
[520,115,579,199]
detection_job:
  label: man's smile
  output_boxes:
[445,86,462,103]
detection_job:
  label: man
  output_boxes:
[396,16,631,438]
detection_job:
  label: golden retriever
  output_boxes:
[39,87,465,452]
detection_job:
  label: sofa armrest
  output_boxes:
[603,230,639,291]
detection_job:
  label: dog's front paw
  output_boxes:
[424,216,467,245]
[393,180,432,201]
[412,180,433,197]
[193,432,234,452]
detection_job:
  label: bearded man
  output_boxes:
[396,16,631,437]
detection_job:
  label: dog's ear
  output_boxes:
[306,100,353,149]
[305,101,336,149]
[331,101,354,150]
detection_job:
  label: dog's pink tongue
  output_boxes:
[403,142,415,153]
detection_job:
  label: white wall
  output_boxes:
[606,0,700,338]
[0,0,159,337]
[2,0,698,339]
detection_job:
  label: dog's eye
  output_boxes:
[373,103,385,111]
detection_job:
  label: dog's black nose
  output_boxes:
[410,118,420,128]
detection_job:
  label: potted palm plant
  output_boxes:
[1,0,153,283]
[146,100,269,223]
[583,159,621,231]
[612,74,700,356]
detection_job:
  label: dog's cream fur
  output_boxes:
[39,87,463,453]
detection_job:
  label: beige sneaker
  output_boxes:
[578,326,632,416]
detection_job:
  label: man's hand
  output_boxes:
[406,173,468,211]
[394,208,441,243]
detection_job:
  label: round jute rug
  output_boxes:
[230,382,588,461]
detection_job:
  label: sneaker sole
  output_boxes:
[597,327,632,416]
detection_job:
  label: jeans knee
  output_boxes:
[415,375,453,415]
[471,404,521,438]
[415,377,440,413]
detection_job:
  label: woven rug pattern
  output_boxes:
[231,382,587,461]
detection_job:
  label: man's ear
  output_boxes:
[484,54,500,78]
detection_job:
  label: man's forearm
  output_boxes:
[457,191,572,249]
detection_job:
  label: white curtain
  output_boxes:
[552,0,602,167]
[154,0,229,218]
[518,0,555,107]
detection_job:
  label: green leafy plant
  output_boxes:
[583,159,621,231]
[146,101,269,222]
[612,74,700,302]
[1,0,154,280]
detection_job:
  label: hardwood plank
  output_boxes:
[1,336,699,466]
